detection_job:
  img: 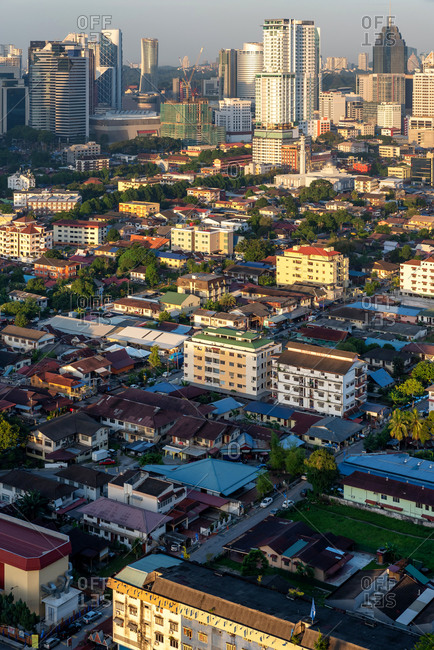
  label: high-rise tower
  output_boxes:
[218,49,237,99]
[373,17,407,74]
[236,42,263,101]
[140,38,158,93]
[95,28,123,110]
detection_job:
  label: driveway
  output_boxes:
[189,481,308,563]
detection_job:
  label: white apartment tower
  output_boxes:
[377,103,402,130]
[413,65,434,118]
[214,98,253,142]
[253,18,320,165]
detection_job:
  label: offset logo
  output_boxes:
[361,15,396,47]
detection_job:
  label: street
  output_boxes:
[189,480,308,563]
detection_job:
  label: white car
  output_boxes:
[282,499,294,509]
[260,497,273,508]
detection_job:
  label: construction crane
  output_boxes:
[178,47,204,100]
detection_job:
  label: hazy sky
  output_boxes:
[4,0,434,67]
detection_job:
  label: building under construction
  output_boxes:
[160,99,225,146]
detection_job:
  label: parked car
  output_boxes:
[270,508,279,516]
[42,637,60,650]
[170,543,180,552]
[99,458,116,466]
[282,499,294,509]
[58,622,81,640]
[82,610,102,625]
[260,497,273,508]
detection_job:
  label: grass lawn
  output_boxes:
[282,501,434,569]
[98,551,139,577]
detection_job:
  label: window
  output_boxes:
[393,497,400,503]
[226,644,236,650]
[169,622,178,633]
[155,616,163,626]
[183,627,192,639]
[380,494,387,500]
[170,641,179,649]
[198,632,208,642]
[155,632,164,643]
[416,502,423,509]
[183,645,192,650]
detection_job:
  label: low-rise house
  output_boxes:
[155,251,188,269]
[9,289,48,309]
[33,256,81,280]
[112,297,161,318]
[163,416,236,461]
[176,273,229,303]
[0,350,31,374]
[192,308,248,330]
[224,515,354,583]
[30,370,90,400]
[108,470,187,513]
[60,355,112,386]
[104,348,136,375]
[303,416,364,449]
[26,411,108,463]
[0,469,77,511]
[79,497,170,550]
[362,347,412,373]
[372,260,400,279]
[159,291,200,315]
[55,465,111,501]
[1,325,55,352]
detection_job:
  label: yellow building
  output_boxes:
[119,201,160,217]
[184,327,281,398]
[108,559,365,650]
[387,165,411,179]
[0,513,79,619]
[276,245,349,291]
[171,225,233,255]
[378,145,401,158]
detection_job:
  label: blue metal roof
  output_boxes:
[280,434,304,450]
[365,337,407,351]
[349,270,367,278]
[143,458,264,496]
[339,452,434,489]
[368,368,395,388]
[282,539,309,558]
[235,261,272,269]
[348,302,422,317]
[245,402,294,420]
[210,396,244,415]
[156,251,187,260]
[145,382,178,394]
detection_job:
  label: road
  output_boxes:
[189,481,308,563]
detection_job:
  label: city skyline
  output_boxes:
[3,0,433,68]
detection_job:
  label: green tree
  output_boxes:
[388,409,408,448]
[148,345,162,368]
[16,490,50,520]
[314,633,330,650]
[411,361,434,387]
[0,415,21,452]
[219,293,236,310]
[285,447,306,477]
[256,471,272,498]
[269,432,286,471]
[258,274,275,286]
[392,356,405,379]
[399,378,425,399]
[15,311,30,327]
[44,249,64,259]
[26,278,47,294]
[304,449,338,496]
[241,548,269,576]
[413,634,434,650]
[235,238,275,262]
[145,263,160,287]
[158,310,173,322]
[106,227,121,242]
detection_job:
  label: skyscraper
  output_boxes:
[358,52,369,71]
[95,29,123,110]
[28,38,89,140]
[140,38,158,93]
[255,18,320,127]
[218,49,237,99]
[373,18,407,74]
[236,42,263,101]
[413,56,434,117]
[0,44,22,76]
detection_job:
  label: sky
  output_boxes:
[3,0,434,67]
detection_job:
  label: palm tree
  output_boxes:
[16,490,50,520]
[389,409,408,449]
[406,409,424,442]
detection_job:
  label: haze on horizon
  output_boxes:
[3,0,433,66]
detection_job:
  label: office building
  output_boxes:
[214,98,252,142]
[118,201,160,217]
[13,190,81,214]
[236,42,263,100]
[160,100,225,145]
[273,342,367,417]
[276,245,349,291]
[218,48,237,98]
[0,216,52,261]
[373,18,407,74]
[0,75,28,135]
[410,153,434,185]
[28,38,89,140]
[176,273,229,303]
[0,44,22,74]
[53,220,107,245]
[358,52,369,70]
[377,103,402,130]
[139,38,158,93]
[202,77,219,97]
[184,327,281,398]
[96,28,123,110]
[401,253,434,297]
